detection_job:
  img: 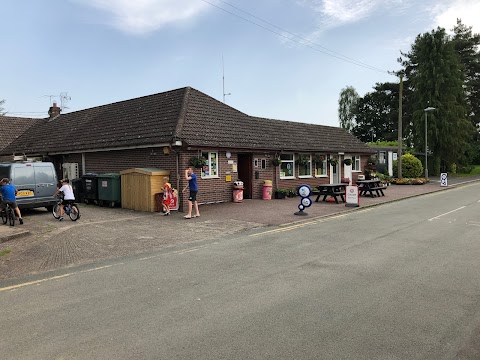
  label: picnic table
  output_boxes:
[356,179,386,197]
[313,183,346,204]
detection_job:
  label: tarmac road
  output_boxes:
[1,182,480,359]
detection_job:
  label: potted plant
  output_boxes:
[297,154,310,166]
[328,158,338,166]
[343,158,352,166]
[287,188,297,197]
[274,188,288,199]
[189,156,207,168]
[313,154,325,165]
[271,157,282,166]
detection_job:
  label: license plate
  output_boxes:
[17,190,34,197]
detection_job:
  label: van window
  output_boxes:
[13,167,35,186]
[35,166,54,183]
[0,166,10,180]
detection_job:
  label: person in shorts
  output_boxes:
[0,178,24,224]
[53,178,75,221]
[182,167,200,219]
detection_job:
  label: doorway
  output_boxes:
[237,154,253,199]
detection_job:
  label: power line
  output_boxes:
[199,0,390,74]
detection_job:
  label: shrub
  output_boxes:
[393,153,423,178]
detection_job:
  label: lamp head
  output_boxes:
[424,107,436,112]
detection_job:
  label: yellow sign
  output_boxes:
[226,175,232,182]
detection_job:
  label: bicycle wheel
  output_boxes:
[8,208,15,226]
[52,203,61,219]
[1,210,7,224]
[68,204,80,221]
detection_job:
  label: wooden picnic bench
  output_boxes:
[356,180,386,197]
[314,184,346,204]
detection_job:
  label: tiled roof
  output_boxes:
[181,88,375,154]
[2,88,186,154]
[0,116,40,151]
[2,87,374,155]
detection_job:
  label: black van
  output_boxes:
[0,162,58,210]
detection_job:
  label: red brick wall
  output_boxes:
[50,148,371,211]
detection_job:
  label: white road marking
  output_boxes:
[428,206,466,221]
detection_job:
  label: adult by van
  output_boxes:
[0,162,58,211]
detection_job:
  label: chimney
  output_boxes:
[48,102,61,119]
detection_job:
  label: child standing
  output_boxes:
[162,176,173,216]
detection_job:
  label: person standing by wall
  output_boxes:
[162,176,172,216]
[182,167,200,219]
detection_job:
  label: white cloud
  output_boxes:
[431,0,480,34]
[298,0,411,28]
[73,0,210,34]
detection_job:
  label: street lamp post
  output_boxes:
[424,107,436,179]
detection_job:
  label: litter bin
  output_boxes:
[154,193,163,212]
[97,173,121,207]
[71,178,84,203]
[263,180,272,200]
[82,173,98,205]
[233,180,244,203]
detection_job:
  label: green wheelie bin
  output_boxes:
[97,173,121,207]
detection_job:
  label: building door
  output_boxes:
[330,156,340,183]
[237,154,253,199]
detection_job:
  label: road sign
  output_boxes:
[440,173,448,187]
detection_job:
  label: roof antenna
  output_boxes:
[222,54,231,103]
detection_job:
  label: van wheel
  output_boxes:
[46,206,53,212]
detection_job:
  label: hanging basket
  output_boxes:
[343,158,352,166]
[189,156,207,168]
[271,158,282,166]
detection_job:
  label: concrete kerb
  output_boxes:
[0,228,31,244]
[278,179,479,228]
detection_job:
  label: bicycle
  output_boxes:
[1,202,16,226]
[52,196,80,221]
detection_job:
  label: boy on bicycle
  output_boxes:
[53,178,75,221]
[0,178,24,224]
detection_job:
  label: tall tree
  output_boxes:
[399,27,474,170]
[338,86,359,132]
[351,81,413,144]
[0,99,5,115]
[452,19,480,133]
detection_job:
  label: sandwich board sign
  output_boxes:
[345,185,359,207]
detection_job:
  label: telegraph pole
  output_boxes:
[397,74,403,178]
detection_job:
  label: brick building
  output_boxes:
[1,87,375,211]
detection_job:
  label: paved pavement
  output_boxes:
[1,176,479,280]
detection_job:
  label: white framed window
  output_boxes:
[298,154,312,178]
[315,158,328,177]
[379,151,386,164]
[201,151,219,178]
[254,158,258,168]
[279,153,295,179]
[352,155,361,172]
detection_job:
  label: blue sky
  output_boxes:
[1,0,479,127]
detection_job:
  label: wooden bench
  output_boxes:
[360,186,385,197]
[316,190,345,204]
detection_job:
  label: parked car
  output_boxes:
[0,162,58,210]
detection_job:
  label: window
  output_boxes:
[379,152,386,164]
[201,151,218,178]
[315,158,328,177]
[352,156,361,171]
[254,159,258,168]
[261,159,267,169]
[298,154,312,178]
[279,154,295,179]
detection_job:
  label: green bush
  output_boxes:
[393,153,423,178]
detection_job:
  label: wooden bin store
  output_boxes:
[120,168,170,212]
